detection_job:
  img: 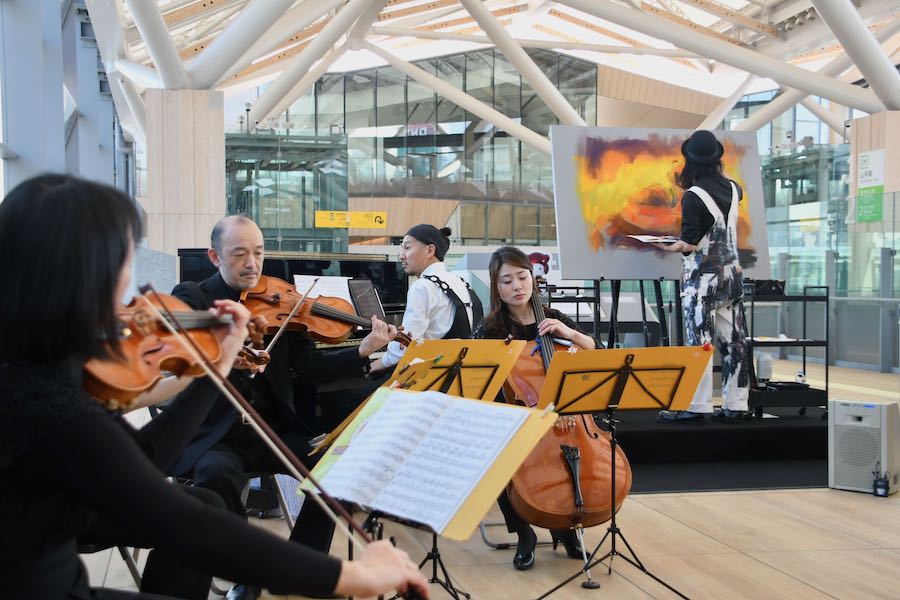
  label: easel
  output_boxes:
[533,346,711,599]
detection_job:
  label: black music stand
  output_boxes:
[534,347,709,600]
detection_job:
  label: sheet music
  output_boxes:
[293,275,354,306]
[317,390,529,533]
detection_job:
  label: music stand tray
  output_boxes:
[535,346,712,600]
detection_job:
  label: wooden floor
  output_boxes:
[85,361,899,599]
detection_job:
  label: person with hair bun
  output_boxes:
[371,224,483,372]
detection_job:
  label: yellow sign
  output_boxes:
[314,211,387,228]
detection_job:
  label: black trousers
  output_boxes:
[189,426,335,552]
[78,485,222,600]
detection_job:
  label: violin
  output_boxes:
[84,293,230,409]
[504,288,632,531]
[240,275,412,346]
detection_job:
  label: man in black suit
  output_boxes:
[170,215,397,600]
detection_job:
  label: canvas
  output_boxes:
[550,126,771,281]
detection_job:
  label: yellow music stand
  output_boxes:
[310,339,526,456]
[535,346,711,599]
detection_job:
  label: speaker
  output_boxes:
[828,399,900,494]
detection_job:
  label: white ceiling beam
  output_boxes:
[111,73,147,148]
[349,0,389,46]
[458,0,585,126]
[364,42,551,155]
[809,0,900,110]
[374,25,701,56]
[215,0,345,88]
[557,0,883,114]
[111,59,161,88]
[734,19,900,132]
[677,0,781,40]
[248,0,372,129]
[262,43,348,123]
[698,73,756,130]
[124,0,190,88]
[800,97,847,141]
[188,0,294,89]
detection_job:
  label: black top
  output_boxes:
[680,176,743,246]
[170,273,370,475]
[473,306,600,348]
[0,360,342,598]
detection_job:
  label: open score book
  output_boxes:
[304,387,550,538]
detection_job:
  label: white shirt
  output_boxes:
[380,261,474,368]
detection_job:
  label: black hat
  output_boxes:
[406,224,451,260]
[681,130,724,165]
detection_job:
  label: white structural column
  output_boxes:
[188,0,294,89]
[557,0,883,114]
[112,59,162,89]
[0,0,65,191]
[124,0,189,89]
[365,42,552,155]
[248,0,372,129]
[734,19,900,133]
[458,0,586,126]
[799,97,847,141]
[698,74,756,130]
[217,0,346,87]
[144,89,225,254]
[809,0,900,111]
[114,74,147,146]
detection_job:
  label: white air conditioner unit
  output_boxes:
[829,399,900,495]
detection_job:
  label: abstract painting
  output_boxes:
[551,126,771,280]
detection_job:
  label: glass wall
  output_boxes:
[225,48,597,251]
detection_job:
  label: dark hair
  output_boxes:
[676,159,725,190]
[0,174,142,362]
[405,224,451,260]
[211,214,254,253]
[482,246,539,338]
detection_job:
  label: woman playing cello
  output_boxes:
[0,174,428,600]
[473,246,599,571]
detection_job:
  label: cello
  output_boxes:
[504,287,632,532]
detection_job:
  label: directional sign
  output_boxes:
[315,211,387,228]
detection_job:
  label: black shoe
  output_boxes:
[712,407,753,423]
[551,529,584,559]
[225,584,260,600]
[657,410,706,424]
[513,528,536,570]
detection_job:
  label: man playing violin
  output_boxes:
[168,215,399,600]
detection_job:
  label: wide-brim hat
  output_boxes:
[681,130,724,165]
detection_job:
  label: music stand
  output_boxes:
[534,346,711,599]
[313,339,529,599]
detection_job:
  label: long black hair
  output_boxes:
[481,246,539,339]
[0,174,143,362]
[676,158,725,190]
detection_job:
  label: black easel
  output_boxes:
[536,354,691,600]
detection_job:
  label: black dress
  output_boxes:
[0,360,342,600]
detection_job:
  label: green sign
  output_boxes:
[857,185,883,223]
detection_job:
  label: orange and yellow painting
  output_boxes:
[551,127,770,280]
[575,134,757,266]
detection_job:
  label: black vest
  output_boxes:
[421,275,484,339]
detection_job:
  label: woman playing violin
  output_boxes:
[473,246,599,571]
[0,174,427,600]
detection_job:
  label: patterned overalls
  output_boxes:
[681,181,750,412]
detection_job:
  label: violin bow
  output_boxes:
[262,277,319,356]
[139,284,372,550]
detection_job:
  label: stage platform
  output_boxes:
[615,406,828,493]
